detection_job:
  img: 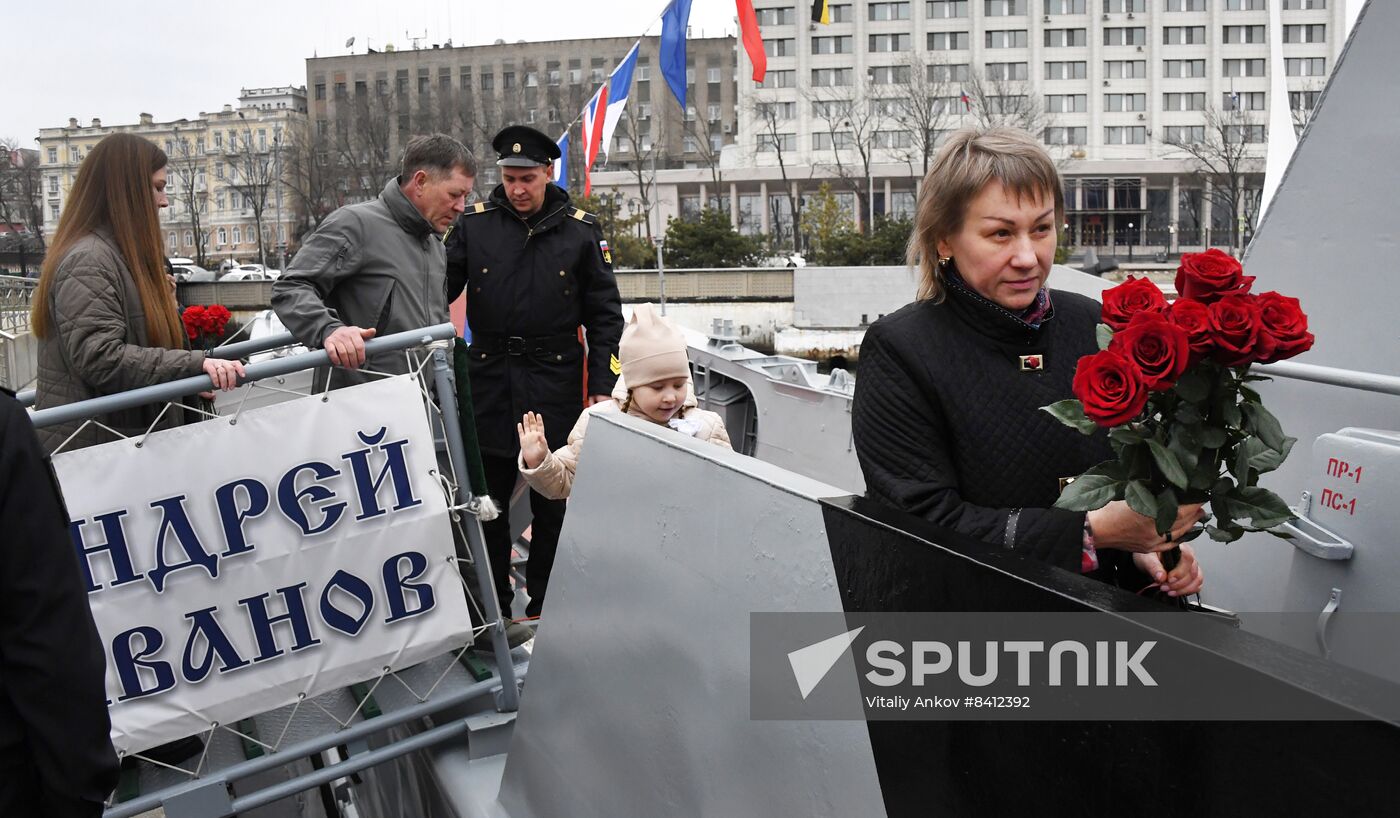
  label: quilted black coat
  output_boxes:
[852,280,1115,573]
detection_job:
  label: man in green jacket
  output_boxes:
[272,133,475,389]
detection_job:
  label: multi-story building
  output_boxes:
[36,87,307,270]
[304,36,739,204]
[600,0,1346,255]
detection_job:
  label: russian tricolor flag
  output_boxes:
[581,41,641,195]
[553,132,569,190]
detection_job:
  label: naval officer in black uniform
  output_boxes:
[447,125,624,621]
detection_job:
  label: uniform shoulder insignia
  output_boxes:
[569,207,596,225]
[466,201,499,216]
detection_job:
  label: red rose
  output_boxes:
[1207,294,1265,367]
[1167,298,1213,364]
[1254,291,1314,364]
[1109,311,1191,391]
[1100,275,1168,330]
[1072,349,1149,427]
[1175,248,1255,304]
[207,304,232,336]
[182,306,207,341]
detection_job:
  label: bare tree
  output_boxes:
[1289,80,1325,136]
[0,141,45,275]
[749,97,800,251]
[963,70,1053,136]
[611,102,661,243]
[888,54,959,179]
[685,115,725,196]
[225,115,282,267]
[168,127,211,268]
[1161,105,1265,255]
[803,78,886,234]
[332,92,397,203]
[283,123,340,236]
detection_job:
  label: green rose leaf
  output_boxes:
[1220,400,1243,430]
[1189,455,1218,491]
[1174,369,1211,402]
[1175,403,1204,425]
[1109,426,1145,446]
[1197,426,1228,449]
[1096,323,1114,351]
[1206,524,1244,543]
[1239,384,1262,404]
[1146,438,1189,490]
[1053,461,1126,512]
[1041,399,1098,436]
[1230,486,1297,529]
[1230,442,1253,484]
[1241,402,1287,452]
[1154,486,1179,537]
[1125,479,1159,520]
[1168,435,1200,472]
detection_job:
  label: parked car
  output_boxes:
[171,263,217,283]
[220,268,268,282]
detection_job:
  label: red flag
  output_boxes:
[735,0,767,83]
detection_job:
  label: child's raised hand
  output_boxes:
[518,411,550,469]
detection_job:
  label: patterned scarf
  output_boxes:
[946,266,1054,329]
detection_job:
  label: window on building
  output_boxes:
[1103,27,1147,45]
[828,3,853,21]
[502,70,516,89]
[46,147,57,163]
[1043,126,1088,145]
[764,38,796,57]
[1225,124,1268,143]
[708,103,722,121]
[1045,60,1088,79]
[1045,94,1088,113]
[983,0,1025,15]
[813,131,854,150]
[314,83,326,100]
[756,69,797,88]
[812,67,853,86]
[928,31,971,50]
[1282,0,1326,9]
[233,227,242,244]
[1164,59,1207,77]
[1164,125,1207,143]
[1103,59,1146,78]
[1224,91,1267,110]
[47,175,59,194]
[811,100,843,118]
[1044,28,1088,47]
[757,133,797,152]
[986,29,1029,48]
[1283,23,1326,42]
[869,33,911,51]
[1163,92,1207,110]
[755,6,796,24]
[927,0,970,17]
[1224,58,1267,76]
[868,2,911,20]
[1222,25,1266,42]
[1104,126,1147,145]
[1289,90,1321,111]
[50,203,60,220]
[1164,26,1208,44]
[217,227,227,245]
[929,63,971,82]
[813,35,854,53]
[986,62,1029,80]
[215,163,224,180]
[481,72,495,91]
[1104,93,1146,112]
[1227,0,1268,9]
[1103,0,1145,10]
[1286,57,1326,76]
[871,65,912,84]
[184,230,194,247]
[547,62,560,85]
[1165,0,1208,10]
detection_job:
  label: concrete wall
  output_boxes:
[792,266,918,329]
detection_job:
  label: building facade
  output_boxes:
[595,0,1346,257]
[304,36,739,204]
[36,87,307,270]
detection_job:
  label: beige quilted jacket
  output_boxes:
[518,400,733,500]
[34,228,206,453]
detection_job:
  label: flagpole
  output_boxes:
[559,1,676,135]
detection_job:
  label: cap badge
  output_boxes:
[512,142,522,153]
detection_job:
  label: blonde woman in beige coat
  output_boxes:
[517,304,731,500]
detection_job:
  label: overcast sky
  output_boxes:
[3,0,738,147]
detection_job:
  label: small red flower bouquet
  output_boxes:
[1043,249,1315,543]
[182,304,233,351]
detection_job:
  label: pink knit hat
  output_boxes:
[620,304,690,387]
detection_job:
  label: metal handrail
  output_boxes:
[1256,360,1400,398]
[15,331,300,409]
[29,324,457,428]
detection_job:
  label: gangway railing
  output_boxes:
[27,323,523,817]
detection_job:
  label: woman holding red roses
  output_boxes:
[30,134,245,453]
[852,128,1203,596]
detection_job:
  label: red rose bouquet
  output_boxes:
[1043,248,1315,543]
[182,304,233,351]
